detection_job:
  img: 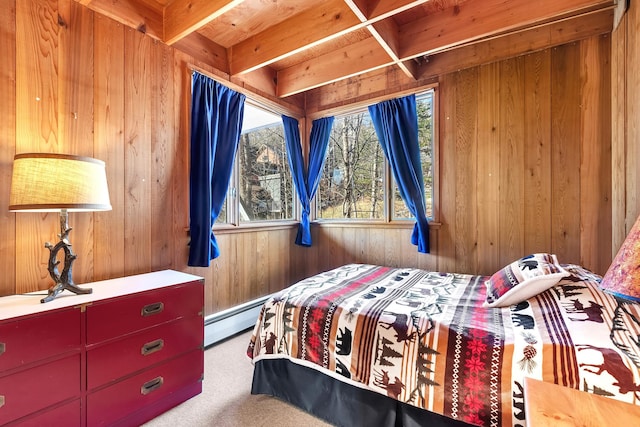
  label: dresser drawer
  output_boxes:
[86,281,203,344]
[0,308,81,372]
[0,354,80,425]
[87,348,203,426]
[5,399,80,427]
[87,314,203,390]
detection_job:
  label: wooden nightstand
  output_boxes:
[524,377,640,426]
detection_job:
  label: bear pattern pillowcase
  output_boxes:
[483,253,569,308]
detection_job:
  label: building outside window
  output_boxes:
[217,102,294,225]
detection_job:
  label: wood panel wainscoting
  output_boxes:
[1,0,638,326]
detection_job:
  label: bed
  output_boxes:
[247,256,640,426]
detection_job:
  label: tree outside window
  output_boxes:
[316,90,435,221]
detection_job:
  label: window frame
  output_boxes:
[311,85,439,226]
[192,70,440,233]
[210,93,302,232]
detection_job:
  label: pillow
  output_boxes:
[559,263,602,285]
[483,253,570,308]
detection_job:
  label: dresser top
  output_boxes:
[0,270,204,321]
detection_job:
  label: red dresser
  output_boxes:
[0,270,204,427]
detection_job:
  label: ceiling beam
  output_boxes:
[344,0,431,21]
[305,8,612,117]
[276,0,614,97]
[342,0,368,20]
[416,8,614,80]
[277,37,393,97]
[399,0,615,59]
[613,0,629,29]
[172,32,229,74]
[80,0,163,38]
[344,0,427,80]
[368,19,418,80]
[229,0,430,76]
[229,0,361,75]
[163,0,243,46]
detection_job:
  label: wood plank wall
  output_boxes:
[0,0,303,317]
[290,225,440,285]
[301,36,613,279]
[612,0,640,253]
[0,0,625,317]
[1,0,187,297]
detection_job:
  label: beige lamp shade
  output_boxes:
[600,214,640,302]
[9,153,112,212]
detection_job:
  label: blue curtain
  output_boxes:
[188,72,245,266]
[368,95,430,253]
[283,115,334,246]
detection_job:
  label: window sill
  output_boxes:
[212,221,299,234]
[312,220,441,230]
[186,220,441,236]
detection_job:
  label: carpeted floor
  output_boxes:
[142,330,332,427]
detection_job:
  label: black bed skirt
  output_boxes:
[251,359,472,427]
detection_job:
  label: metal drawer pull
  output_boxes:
[141,302,164,317]
[0,395,4,408]
[141,339,164,356]
[141,376,164,395]
[0,342,5,356]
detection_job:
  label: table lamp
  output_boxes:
[9,153,112,303]
[600,214,640,302]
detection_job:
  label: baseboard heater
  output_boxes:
[203,295,269,347]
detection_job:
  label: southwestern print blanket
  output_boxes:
[247,264,640,426]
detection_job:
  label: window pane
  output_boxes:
[316,89,435,222]
[392,91,435,220]
[238,105,294,222]
[317,112,384,219]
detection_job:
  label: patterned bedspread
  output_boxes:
[247,264,640,426]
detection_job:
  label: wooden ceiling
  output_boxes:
[77,0,620,99]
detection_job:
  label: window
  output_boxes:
[316,89,435,221]
[217,101,295,225]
